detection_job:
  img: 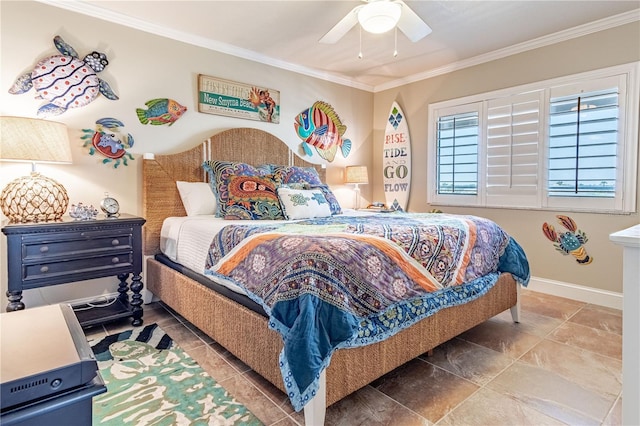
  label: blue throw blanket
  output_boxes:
[205,213,530,411]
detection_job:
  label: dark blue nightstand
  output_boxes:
[1,214,146,327]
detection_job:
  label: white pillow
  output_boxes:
[277,187,332,220]
[176,181,217,216]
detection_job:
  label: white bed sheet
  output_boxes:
[160,210,375,295]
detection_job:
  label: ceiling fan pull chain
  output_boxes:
[358,26,363,59]
[394,27,398,57]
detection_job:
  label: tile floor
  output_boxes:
[85,288,623,426]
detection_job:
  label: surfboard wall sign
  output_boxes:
[383,101,411,211]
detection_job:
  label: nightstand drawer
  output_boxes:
[2,214,146,327]
[22,230,133,260]
[23,251,134,287]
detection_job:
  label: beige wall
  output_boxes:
[0,1,373,309]
[372,22,640,295]
[1,1,637,309]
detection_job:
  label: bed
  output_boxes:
[142,128,529,425]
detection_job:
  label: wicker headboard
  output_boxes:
[142,128,325,255]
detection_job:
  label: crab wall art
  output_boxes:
[9,35,118,117]
[542,215,593,265]
[81,118,134,168]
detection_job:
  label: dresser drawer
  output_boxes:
[23,251,134,288]
[22,229,133,261]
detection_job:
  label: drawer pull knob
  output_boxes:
[40,266,49,273]
[112,257,119,264]
[111,239,120,246]
[40,246,49,253]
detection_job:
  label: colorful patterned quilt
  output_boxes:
[204,213,529,411]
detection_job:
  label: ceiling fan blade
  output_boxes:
[319,6,361,44]
[396,0,432,42]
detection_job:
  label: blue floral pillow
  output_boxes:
[223,175,284,220]
[271,165,323,186]
[203,160,266,217]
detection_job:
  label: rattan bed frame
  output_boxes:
[142,128,520,425]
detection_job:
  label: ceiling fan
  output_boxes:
[319,0,432,44]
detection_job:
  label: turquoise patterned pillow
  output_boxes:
[224,175,284,220]
[202,160,266,217]
[277,187,331,220]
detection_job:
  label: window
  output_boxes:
[430,103,483,206]
[544,74,630,212]
[548,88,618,198]
[436,111,479,195]
[427,63,638,214]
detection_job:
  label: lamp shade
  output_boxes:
[0,116,73,222]
[0,116,73,163]
[345,165,369,184]
[358,1,402,34]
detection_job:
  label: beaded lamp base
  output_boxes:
[0,172,69,222]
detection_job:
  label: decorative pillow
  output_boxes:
[277,187,332,220]
[256,164,275,175]
[307,184,342,215]
[176,181,216,216]
[272,165,323,186]
[202,160,266,217]
[224,175,284,220]
[281,182,308,190]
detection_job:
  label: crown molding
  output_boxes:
[374,9,640,92]
[34,0,375,92]
[35,1,638,94]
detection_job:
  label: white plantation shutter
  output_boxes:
[486,91,543,207]
[427,63,638,213]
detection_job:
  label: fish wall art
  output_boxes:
[81,118,134,168]
[9,35,118,117]
[136,98,187,126]
[542,215,593,265]
[294,101,352,162]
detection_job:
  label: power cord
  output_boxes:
[72,295,119,311]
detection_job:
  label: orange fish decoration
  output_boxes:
[294,101,352,162]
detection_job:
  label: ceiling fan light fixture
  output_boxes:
[358,1,402,34]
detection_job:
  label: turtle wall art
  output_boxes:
[542,215,593,265]
[9,35,118,117]
[81,118,134,168]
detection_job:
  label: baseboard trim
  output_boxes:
[527,276,623,310]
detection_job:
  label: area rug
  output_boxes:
[89,323,263,425]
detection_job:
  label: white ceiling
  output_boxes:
[41,1,640,92]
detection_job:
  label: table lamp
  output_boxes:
[345,165,368,210]
[0,116,73,222]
